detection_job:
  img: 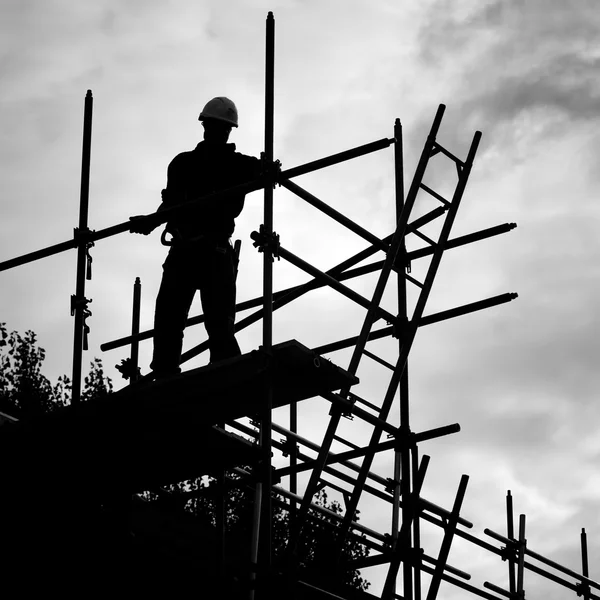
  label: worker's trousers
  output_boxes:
[150,240,241,375]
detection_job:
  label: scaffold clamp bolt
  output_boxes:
[251,225,280,260]
[116,357,141,381]
[70,295,92,317]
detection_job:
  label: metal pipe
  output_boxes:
[277,245,398,324]
[275,423,459,478]
[130,277,141,382]
[280,179,388,252]
[506,490,516,595]
[521,561,600,599]
[516,514,526,599]
[253,11,275,590]
[101,234,395,352]
[101,220,514,357]
[71,89,93,405]
[269,420,389,486]
[228,420,392,502]
[382,455,430,599]
[393,116,414,600]
[485,527,600,591]
[412,445,423,600]
[582,528,590,600]
[312,292,517,356]
[163,237,400,367]
[279,137,393,180]
[0,142,494,278]
[407,222,517,263]
[426,475,469,600]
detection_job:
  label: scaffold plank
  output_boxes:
[0,340,357,493]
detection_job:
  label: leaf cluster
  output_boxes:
[151,468,371,594]
[0,322,112,418]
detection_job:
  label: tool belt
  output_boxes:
[161,226,231,253]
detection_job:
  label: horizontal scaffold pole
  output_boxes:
[280,179,389,252]
[408,222,517,263]
[280,137,394,180]
[313,292,517,355]
[227,420,391,496]
[101,235,394,352]
[278,245,398,323]
[169,234,396,365]
[276,423,460,478]
[0,137,393,274]
[484,528,600,593]
[101,217,511,353]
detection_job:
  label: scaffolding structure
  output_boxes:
[1,11,598,600]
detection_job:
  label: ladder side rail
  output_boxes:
[333,128,481,560]
[425,475,469,600]
[283,106,448,563]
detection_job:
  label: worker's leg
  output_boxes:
[200,244,241,363]
[150,250,197,376]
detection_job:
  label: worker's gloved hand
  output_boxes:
[129,215,157,235]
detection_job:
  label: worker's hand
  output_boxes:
[129,215,157,235]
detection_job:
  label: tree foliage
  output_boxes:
[0,323,370,594]
[154,468,371,594]
[0,322,112,417]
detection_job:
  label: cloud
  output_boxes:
[416,0,600,155]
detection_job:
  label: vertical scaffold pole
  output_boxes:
[506,490,516,596]
[251,11,275,598]
[130,277,141,382]
[392,117,413,600]
[516,514,526,599]
[581,528,590,600]
[71,89,93,405]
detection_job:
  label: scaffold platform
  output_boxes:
[0,340,358,493]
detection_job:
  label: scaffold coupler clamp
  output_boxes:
[392,315,409,340]
[576,581,591,598]
[115,357,141,381]
[392,244,410,274]
[391,427,415,454]
[499,538,518,563]
[70,295,93,350]
[251,224,280,261]
[74,227,95,280]
[261,152,282,188]
[384,477,400,495]
[340,390,358,420]
[280,436,299,460]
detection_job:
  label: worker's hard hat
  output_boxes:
[199,97,239,127]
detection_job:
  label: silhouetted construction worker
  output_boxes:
[130,97,261,377]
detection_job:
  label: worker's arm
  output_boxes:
[129,156,182,235]
[128,196,168,235]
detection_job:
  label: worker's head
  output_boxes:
[199,97,238,144]
[201,118,233,144]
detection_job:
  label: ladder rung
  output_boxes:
[420,183,450,206]
[347,391,381,413]
[333,434,360,450]
[412,229,436,247]
[363,349,395,371]
[431,141,464,167]
[405,273,423,288]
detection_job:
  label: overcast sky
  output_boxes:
[1,0,600,597]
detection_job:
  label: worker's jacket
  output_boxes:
[160,141,261,242]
